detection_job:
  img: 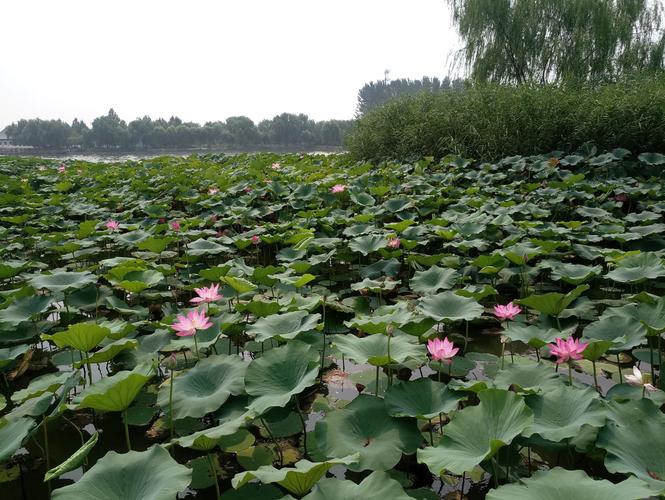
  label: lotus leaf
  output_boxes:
[315,395,422,471]
[50,445,191,500]
[158,354,247,419]
[486,467,653,500]
[418,389,533,475]
[303,471,412,500]
[245,341,319,414]
[232,455,359,496]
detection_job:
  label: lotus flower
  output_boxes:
[208,187,219,195]
[271,162,281,170]
[251,235,261,245]
[57,165,66,173]
[548,337,588,364]
[190,284,222,304]
[170,221,181,232]
[625,366,657,392]
[243,186,253,193]
[105,220,120,232]
[427,337,459,364]
[171,309,213,337]
[331,184,347,193]
[494,302,522,321]
[387,238,401,249]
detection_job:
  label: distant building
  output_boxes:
[0,131,11,147]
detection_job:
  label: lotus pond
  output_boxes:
[1,151,665,499]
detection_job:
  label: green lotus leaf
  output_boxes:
[638,152,665,165]
[582,315,647,351]
[597,400,665,489]
[232,455,359,496]
[222,275,257,294]
[350,277,399,293]
[188,238,230,256]
[410,266,459,294]
[44,431,99,481]
[523,385,606,442]
[606,252,665,284]
[315,395,422,471]
[348,234,388,255]
[74,338,138,367]
[158,354,247,419]
[606,297,665,332]
[417,389,533,475]
[238,300,281,318]
[221,484,286,500]
[333,333,425,366]
[384,379,465,419]
[72,363,154,412]
[0,417,36,462]
[518,284,589,317]
[137,237,171,254]
[502,324,561,349]
[492,361,562,393]
[302,470,412,500]
[247,311,321,342]
[547,262,602,285]
[344,302,415,334]
[30,271,97,292]
[0,260,27,279]
[175,414,250,451]
[418,291,484,322]
[42,323,110,352]
[0,344,31,369]
[116,230,150,246]
[11,371,71,403]
[0,295,53,326]
[245,341,319,414]
[486,467,653,500]
[51,445,191,500]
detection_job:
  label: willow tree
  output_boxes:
[448,0,665,84]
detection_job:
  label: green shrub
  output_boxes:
[346,74,665,161]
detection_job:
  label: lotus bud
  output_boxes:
[161,353,177,371]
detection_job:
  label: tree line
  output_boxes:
[3,110,355,150]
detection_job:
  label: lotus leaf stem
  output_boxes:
[261,417,283,467]
[592,360,599,392]
[123,410,131,451]
[427,419,435,446]
[193,334,200,360]
[84,351,93,386]
[617,354,623,383]
[294,397,309,458]
[207,452,221,500]
[169,368,175,439]
[375,365,380,396]
[568,363,573,386]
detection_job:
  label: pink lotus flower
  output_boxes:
[427,337,459,364]
[105,220,120,232]
[170,221,181,232]
[171,309,213,337]
[494,302,522,321]
[243,187,253,193]
[331,184,347,194]
[548,337,588,364]
[190,284,222,304]
[625,366,657,392]
[271,162,281,170]
[208,188,219,195]
[251,235,261,245]
[387,238,401,249]
[57,165,66,173]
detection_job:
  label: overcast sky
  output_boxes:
[0,0,459,128]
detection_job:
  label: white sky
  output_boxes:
[0,0,459,128]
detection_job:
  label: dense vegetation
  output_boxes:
[1,151,665,499]
[3,110,353,150]
[448,0,665,84]
[355,76,464,116]
[346,74,665,160]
